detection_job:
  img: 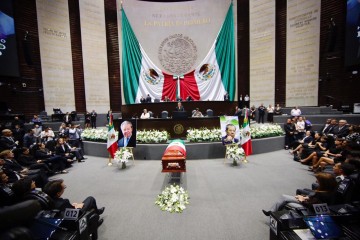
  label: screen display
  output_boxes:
[345,0,360,67]
[0,0,20,77]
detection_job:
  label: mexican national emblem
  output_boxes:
[142,68,162,85]
[173,124,184,135]
[158,34,197,76]
[196,63,216,81]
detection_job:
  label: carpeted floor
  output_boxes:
[52,149,315,240]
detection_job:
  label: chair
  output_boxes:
[154,99,160,103]
[161,111,168,119]
[206,109,214,117]
[148,111,154,118]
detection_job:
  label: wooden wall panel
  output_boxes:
[0,0,44,120]
[237,0,249,101]
[318,0,360,109]
[68,0,86,113]
[275,0,286,106]
[105,0,121,112]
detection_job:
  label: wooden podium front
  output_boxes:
[161,150,186,173]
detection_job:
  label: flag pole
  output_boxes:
[108,154,113,166]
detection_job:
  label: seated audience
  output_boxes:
[43,179,105,222]
[300,135,335,166]
[323,119,337,135]
[17,147,53,175]
[40,127,55,144]
[0,170,17,206]
[321,119,332,134]
[0,150,48,188]
[58,123,69,138]
[192,108,203,118]
[140,109,150,119]
[64,137,85,162]
[55,138,75,162]
[295,116,306,140]
[31,115,42,127]
[12,124,25,148]
[0,129,19,152]
[332,119,350,138]
[68,124,82,148]
[35,143,69,173]
[23,129,36,148]
[262,172,337,216]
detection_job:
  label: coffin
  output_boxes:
[161,140,186,173]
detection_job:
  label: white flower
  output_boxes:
[114,148,132,164]
[155,184,189,213]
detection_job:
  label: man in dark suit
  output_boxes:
[332,120,350,138]
[222,124,239,145]
[175,102,185,111]
[146,94,152,103]
[118,121,136,148]
[90,110,97,129]
[43,179,105,224]
[0,129,18,152]
[323,119,337,134]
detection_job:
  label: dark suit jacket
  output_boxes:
[55,144,72,157]
[221,135,239,145]
[0,136,17,152]
[332,126,350,138]
[175,106,185,111]
[4,159,24,172]
[118,136,136,148]
[53,197,75,212]
[302,136,314,144]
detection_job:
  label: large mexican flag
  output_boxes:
[121,3,235,103]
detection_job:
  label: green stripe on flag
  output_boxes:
[122,9,142,104]
[215,3,235,101]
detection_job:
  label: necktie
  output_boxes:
[124,137,129,147]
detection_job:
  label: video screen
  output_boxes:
[345,0,360,67]
[0,0,20,77]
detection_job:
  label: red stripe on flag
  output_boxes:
[242,140,252,156]
[180,71,200,100]
[107,142,118,158]
[162,72,177,101]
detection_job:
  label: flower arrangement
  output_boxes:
[225,144,245,165]
[114,148,132,168]
[250,123,284,139]
[82,124,283,143]
[186,128,221,142]
[155,184,190,213]
[81,128,115,142]
[136,129,169,143]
